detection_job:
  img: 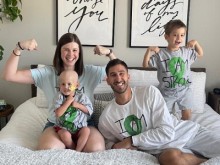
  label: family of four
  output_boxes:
[3,19,220,165]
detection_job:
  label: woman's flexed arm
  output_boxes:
[2,39,38,84]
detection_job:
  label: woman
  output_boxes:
[3,33,116,151]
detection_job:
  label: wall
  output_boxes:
[0,0,220,108]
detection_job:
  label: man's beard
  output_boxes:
[111,83,128,94]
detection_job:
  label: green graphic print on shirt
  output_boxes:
[59,106,78,133]
[124,115,142,136]
[167,57,190,88]
[116,114,146,136]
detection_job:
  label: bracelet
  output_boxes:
[106,49,112,56]
[13,50,21,56]
[17,42,24,50]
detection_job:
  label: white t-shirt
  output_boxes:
[98,86,200,154]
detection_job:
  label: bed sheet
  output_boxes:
[192,104,220,132]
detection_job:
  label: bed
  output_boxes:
[0,65,220,165]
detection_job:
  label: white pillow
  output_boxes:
[190,71,206,113]
[35,64,49,108]
[0,98,48,150]
[94,69,206,114]
[128,69,159,87]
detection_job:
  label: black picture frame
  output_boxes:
[129,0,190,48]
[56,0,115,47]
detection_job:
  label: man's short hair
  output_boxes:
[105,59,128,75]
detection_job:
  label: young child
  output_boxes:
[53,70,93,151]
[142,19,203,120]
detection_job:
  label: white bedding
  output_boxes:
[0,98,48,149]
[0,143,159,165]
[192,104,220,132]
[0,98,160,165]
[0,98,220,164]
[1,68,220,164]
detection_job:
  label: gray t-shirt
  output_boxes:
[53,91,93,133]
[149,47,197,97]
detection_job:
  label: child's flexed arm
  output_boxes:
[187,40,203,58]
[142,46,160,67]
[55,93,74,117]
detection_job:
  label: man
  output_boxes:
[98,59,220,165]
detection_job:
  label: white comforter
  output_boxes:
[0,98,220,165]
[0,143,159,165]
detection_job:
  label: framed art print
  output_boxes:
[130,0,190,48]
[57,0,115,47]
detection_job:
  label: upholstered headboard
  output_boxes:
[30,64,206,98]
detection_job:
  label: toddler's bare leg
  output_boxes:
[76,127,90,152]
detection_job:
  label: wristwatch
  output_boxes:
[106,49,113,56]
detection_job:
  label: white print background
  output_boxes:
[130,0,189,47]
[57,0,114,46]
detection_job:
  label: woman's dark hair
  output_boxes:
[53,33,84,76]
[105,59,128,75]
[164,19,187,35]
